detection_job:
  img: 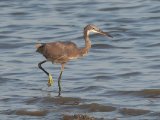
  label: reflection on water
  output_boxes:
[0,0,160,119]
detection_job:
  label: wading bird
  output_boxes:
[36,24,112,96]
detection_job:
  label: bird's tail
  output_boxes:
[35,43,43,49]
[35,43,45,53]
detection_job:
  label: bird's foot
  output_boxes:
[47,74,54,87]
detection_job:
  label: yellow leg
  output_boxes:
[58,64,65,96]
[47,74,54,87]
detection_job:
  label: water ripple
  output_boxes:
[1,0,160,119]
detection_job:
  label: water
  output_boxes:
[0,0,160,119]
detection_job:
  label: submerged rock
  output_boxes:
[63,114,96,120]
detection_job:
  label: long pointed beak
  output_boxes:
[98,29,113,38]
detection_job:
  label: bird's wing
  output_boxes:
[43,41,79,63]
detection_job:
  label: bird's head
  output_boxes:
[84,24,113,38]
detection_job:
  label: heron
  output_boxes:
[35,24,112,96]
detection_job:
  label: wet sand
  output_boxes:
[2,95,159,119]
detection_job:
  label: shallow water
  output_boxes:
[0,0,160,119]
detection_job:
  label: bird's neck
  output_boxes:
[84,30,91,49]
[79,30,91,56]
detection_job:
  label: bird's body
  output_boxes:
[36,24,112,96]
[36,41,88,64]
